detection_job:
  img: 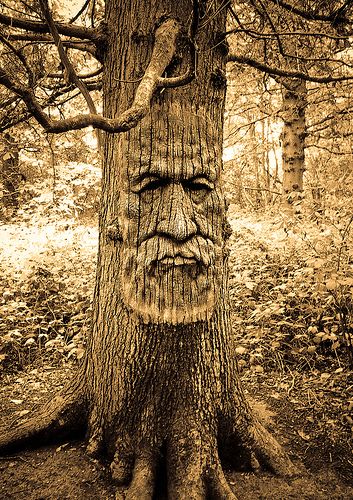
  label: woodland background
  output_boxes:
[0,0,353,498]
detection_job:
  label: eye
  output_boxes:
[183,177,214,201]
[136,176,168,193]
[187,181,212,192]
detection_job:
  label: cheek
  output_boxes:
[122,192,162,240]
[194,191,224,238]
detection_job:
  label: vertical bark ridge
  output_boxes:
[280,78,307,203]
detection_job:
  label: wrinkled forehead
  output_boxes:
[124,113,220,182]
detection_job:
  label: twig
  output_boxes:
[38,0,102,152]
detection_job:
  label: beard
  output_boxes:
[119,235,223,324]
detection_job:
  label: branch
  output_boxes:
[0,18,183,133]
[7,35,99,57]
[156,0,198,89]
[70,0,91,23]
[0,82,101,132]
[47,67,102,80]
[225,28,350,41]
[38,0,101,148]
[0,12,103,42]
[266,0,352,24]
[227,54,353,83]
[0,30,35,85]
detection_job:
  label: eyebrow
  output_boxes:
[130,164,218,184]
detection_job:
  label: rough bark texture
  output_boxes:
[0,133,21,215]
[0,1,297,498]
[280,78,307,207]
[82,1,296,496]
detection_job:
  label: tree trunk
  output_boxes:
[280,78,307,209]
[0,2,296,497]
[0,133,21,217]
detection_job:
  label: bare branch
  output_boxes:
[38,0,101,148]
[227,53,353,83]
[47,67,102,80]
[0,30,35,85]
[70,0,91,23]
[0,81,101,132]
[0,18,182,133]
[153,0,199,90]
[7,35,98,57]
[225,28,350,41]
[266,0,352,24]
[0,12,103,42]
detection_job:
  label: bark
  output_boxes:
[0,1,297,498]
[0,133,21,215]
[280,78,307,208]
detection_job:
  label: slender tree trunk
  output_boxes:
[280,78,307,209]
[0,133,21,217]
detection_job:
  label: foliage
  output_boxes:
[0,221,97,373]
[17,161,101,222]
[229,208,353,373]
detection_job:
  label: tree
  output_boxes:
[224,66,282,208]
[0,132,22,217]
[7,0,353,497]
[226,0,353,209]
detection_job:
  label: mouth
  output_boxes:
[156,254,199,269]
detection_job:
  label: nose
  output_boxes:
[156,183,197,241]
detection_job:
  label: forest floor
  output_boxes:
[0,206,353,499]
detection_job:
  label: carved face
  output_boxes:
[118,114,224,324]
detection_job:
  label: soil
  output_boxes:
[0,365,352,499]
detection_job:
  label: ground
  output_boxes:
[0,207,353,498]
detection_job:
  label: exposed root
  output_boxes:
[248,421,298,477]
[110,436,136,485]
[207,462,238,499]
[124,451,156,499]
[0,376,87,455]
[113,426,238,499]
[86,407,105,457]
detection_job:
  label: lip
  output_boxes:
[157,255,198,267]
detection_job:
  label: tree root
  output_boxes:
[246,421,298,477]
[0,376,297,499]
[115,449,157,500]
[112,425,239,500]
[108,408,299,500]
[0,376,87,455]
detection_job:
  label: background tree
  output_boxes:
[226,0,353,209]
[224,66,282,207]
[0,132,22,218]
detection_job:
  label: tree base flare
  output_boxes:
[0,377,87,455]
[0,397,297,500]
[107,415,297,499]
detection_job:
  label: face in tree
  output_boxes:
[119,113,224,324]
[0,1,298,497]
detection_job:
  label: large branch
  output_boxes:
[0,18,185,133]
[0,12,103,42]
[227,53,353,83]
[266,0,352,24]
[7,35,98,57]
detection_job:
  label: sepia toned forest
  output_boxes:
[0,1,353,498]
